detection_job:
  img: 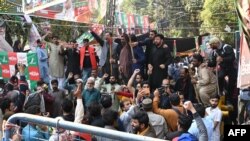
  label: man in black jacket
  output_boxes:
[208,37,237,104]
[131,30,157,79]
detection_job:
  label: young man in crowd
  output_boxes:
[206,94,222,141]
[62,40,81,79]
[61,99,74,122]
[90,31,119,78]
[80,38,99,85]
[47,35,65,89]
[98,74,121,112]
[148,34,172,90]
[50,79,66,118]
[131,111,156,138]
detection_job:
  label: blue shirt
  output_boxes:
[132,45,145,71]
[22,124,49,141]
[188,116,214,141]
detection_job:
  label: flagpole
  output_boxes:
[110,41,113,75]
[173,40,176,58]
[129,36,135,61]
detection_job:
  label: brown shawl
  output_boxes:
[119,44,133,78]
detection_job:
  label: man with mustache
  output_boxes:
[205,94,222,141]
[82,77,101,111]
[148,34,172,90]
[99,74,121,112]
[175,68,197,103]
[130,111,156,138]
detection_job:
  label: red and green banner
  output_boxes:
[0,52,40,90]
[127,13,135,33]
[22,0,66,14]
[143,16,149,33]
[32,0,108,24]
[115,12,150,34]
[121,12,129,28]
[1,0,108,24]
[76,32,94,45]
[134,14,143,27]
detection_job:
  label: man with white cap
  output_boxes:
[142,98,168,139]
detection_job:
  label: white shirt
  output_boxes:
[206,107,222,141]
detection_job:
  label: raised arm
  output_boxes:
[90,31,104,46]
[127,69,140,93]
[183,101,208,141]
[41,31,51,42]
[63,72,74,92]
[96,73,109,90]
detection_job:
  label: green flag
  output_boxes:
[0,52,8,64]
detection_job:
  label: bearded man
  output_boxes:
[81,77,101,110]
[131,111,156,137]
[99,75,121,112]
[119,33,133,83]
[148,34,172,90]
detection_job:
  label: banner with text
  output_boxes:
[0,52,40,90]
[236,0,250,88]
[32,0,108,24]
[22,0,66,14]
[1,0,107,24]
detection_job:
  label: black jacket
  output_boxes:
[208,43,235,69]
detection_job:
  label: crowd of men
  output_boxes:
[0,29,244,141]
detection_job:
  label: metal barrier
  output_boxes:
[6,113,166,141]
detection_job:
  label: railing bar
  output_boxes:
[6,113,166,141]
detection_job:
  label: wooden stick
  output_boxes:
[109,41,113,75]
[129,36,135,60]
[216,62,220,95]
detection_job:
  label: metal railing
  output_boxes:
[5,113,166,141]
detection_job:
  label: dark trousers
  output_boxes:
[218,68,237,103]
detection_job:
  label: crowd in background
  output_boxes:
[0,29,245,141]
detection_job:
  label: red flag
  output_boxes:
[1,65,10,78]
[28,66,40,81]
[8,52,17,65]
